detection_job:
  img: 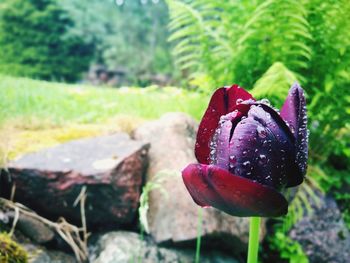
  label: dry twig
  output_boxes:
[0,187,89,262]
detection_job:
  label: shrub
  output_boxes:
[0,0,93,82]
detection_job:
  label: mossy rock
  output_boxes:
[0,233,28,263]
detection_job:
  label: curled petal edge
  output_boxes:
[195,85,254,164]
[280,82,308,180]
[182,164,288,217]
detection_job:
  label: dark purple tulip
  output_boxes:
[182,83,308,217]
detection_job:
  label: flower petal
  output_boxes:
[195,85,254,164]
[210,117,232,170]
[209,111,243,170]
[280,83,308,177]
[236,100,303,187]
[228,105,301,189]
[182,164,288,217]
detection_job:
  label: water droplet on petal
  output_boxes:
[258,154,267,165]
[229,155,236,161]
[236,98,243,104]
[260,98,271,106]
[243,161,251,167]
[290,126,295,134]
[257,126,267,138]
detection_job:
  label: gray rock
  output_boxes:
[289,196,350,263]
[9,133,146,176]
[133,113,264,252]
[0,203,54,243]
[90,231,238,263]
[23,243,77,263]
[16,213,55,244]
[2,133,149,228]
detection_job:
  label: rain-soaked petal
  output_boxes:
[228,105,298,189]
[210,117,232,170]
[195,85,254,164]
[280,83,308,177]
[182,164,288,217]
[210,111,243,170]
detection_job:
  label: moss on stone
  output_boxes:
[0,233,28,263]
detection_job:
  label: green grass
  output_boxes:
[0,75,208,160]
[0,75,207,126]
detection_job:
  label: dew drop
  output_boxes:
[258,154,267,165]
[236,98,243,104]
[229,155,236,161]
[260,98,271,106]
[257,126,267,138]
[243,161,251,167]
[290,126,295,134]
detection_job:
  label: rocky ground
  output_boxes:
[0,113,349,263]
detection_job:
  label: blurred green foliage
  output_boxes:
[268,231,309,263]
[0,0,93,81]
[0,75,208,126]
[60,0,175,83]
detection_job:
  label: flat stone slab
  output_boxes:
[10,133,143,175]
[1,133,149,228]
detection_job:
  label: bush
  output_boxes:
[0,0,93,82]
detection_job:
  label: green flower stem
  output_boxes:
[247,217,261,263]
[195,207,203,263]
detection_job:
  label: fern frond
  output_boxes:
[251,62,299,106]
[167,0,238,87]
[233,0,312,86]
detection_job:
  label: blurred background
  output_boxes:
[0,0,349,263]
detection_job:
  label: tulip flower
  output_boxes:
[182,83,308,217]
[183,83,308,263]
[182,83,308,263]
[183,83,307,217]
